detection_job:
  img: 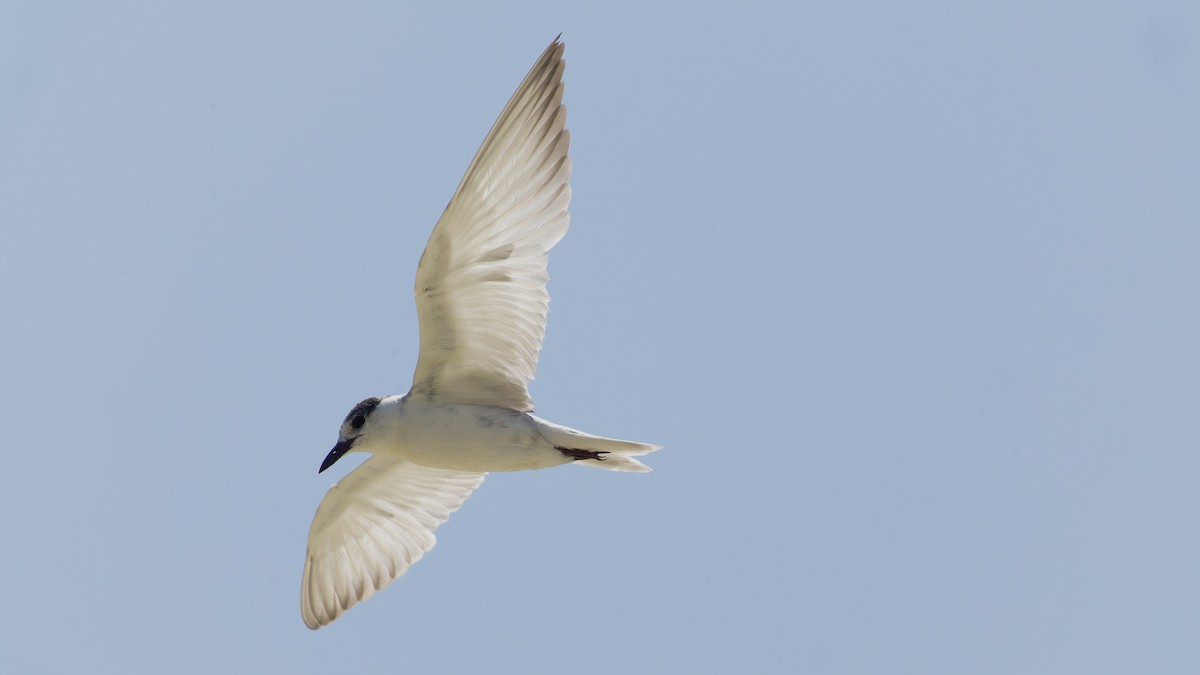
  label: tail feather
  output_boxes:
[576,454,652,473]
[532,416,661,473]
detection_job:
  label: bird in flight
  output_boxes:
[301,37,660,629]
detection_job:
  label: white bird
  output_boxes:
[301,37,660,629]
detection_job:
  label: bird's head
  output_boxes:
[319,396,384,473]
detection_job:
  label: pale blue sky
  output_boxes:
[2,1,1198,673]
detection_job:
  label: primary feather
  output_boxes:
[411,39,571,411]
[302,457,485,629]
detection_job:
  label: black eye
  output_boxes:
[350,415,366,430]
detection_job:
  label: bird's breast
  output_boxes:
[382,401,570,472]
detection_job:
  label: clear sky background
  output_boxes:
[2,1,1198,673]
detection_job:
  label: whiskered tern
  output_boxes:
[301,37,660,629]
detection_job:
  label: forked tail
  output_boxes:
[533,417,661,473]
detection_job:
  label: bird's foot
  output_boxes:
[557,447,609,462]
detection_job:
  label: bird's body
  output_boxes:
[370,396,566,472]
[354,395,651,473]
[301,37,659,629]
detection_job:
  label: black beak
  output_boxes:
[319,438,356,473]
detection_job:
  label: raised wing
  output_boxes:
[301,456,485,629]
[410,38,571,411]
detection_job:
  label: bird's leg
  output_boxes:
[557,447,609,462]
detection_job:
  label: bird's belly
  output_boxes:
[389,403,569,472]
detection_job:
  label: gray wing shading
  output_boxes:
[301,456,485,629]
[410,38,571,411]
